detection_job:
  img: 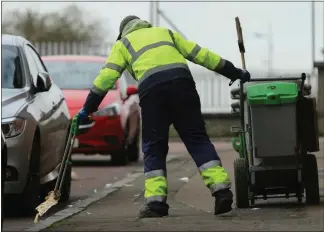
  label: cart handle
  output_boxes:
[250,73,306,82]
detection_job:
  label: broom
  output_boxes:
[34,123,77,223]
[234,17,249,162]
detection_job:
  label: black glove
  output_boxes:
[215,59,251,86]
[229,68,251,86]
[239,69,251,83]
[228,69,250,86]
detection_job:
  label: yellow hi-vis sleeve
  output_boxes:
[171,30,225,71]
[92,41,127,95]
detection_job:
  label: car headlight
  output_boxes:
[92,103,121,117]
[1,117,26,138]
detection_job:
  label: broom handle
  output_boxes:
[58,134,75,192]
[235,17,246,70]
[54,131,73,191]
[235,17,248,162]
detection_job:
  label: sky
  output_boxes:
[1,0,324,73]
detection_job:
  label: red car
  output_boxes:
[42,55,141,166]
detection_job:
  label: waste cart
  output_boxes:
[230,73,320,208]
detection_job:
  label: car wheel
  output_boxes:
[41,161,72,203]
[111,145,129,166]
[127,128,140,162]
[5,135,41,217]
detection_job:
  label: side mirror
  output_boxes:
[36,72,52,92]
[126,85,138,96]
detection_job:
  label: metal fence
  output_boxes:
[34,41,114,57]
[34,41,319,114]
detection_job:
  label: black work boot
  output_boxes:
[138,202,169,218]
[214,189,233,215]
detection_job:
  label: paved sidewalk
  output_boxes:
[41,145,324,231]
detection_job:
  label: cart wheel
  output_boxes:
[304,154,320,205]
[296,183,303,203]
[234,158,250,208]
[250,193,255,205]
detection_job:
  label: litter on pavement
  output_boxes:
[179,177,189,183]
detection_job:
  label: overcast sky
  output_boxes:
[2,0,324,73]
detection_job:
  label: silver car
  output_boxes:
[1,34,71,216]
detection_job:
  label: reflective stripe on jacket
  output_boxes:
[91,19,224,96]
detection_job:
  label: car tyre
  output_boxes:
[40,162,72,203]
[111,145,129,166]
[5,135,41,217]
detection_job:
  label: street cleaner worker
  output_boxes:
[72,15,251,218]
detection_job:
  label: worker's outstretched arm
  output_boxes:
[82,41,127,114]
[170,30,243,81]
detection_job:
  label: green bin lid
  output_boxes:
[247,82,298,105]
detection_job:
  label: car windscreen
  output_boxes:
[43,60,116,90]
[2,45,25,89]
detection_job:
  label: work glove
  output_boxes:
[239,69,251,83]
[229,69,251,86]
[71,108,89,136]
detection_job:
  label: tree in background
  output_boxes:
[2,4,106,43]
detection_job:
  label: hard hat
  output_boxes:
[116,15,140,41]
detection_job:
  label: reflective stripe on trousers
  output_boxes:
[144,169,168,204]
[198,160,231,194]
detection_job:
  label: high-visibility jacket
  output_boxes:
[91,19,225,97]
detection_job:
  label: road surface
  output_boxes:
[2,141,204,231]
[2,140,323,231]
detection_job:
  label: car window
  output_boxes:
[26,45,46,72]
[1,45,25,89]
[43,60,117,90]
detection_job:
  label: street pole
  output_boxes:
[157,9,188,40]
[155,1,160,26]
[149,1,154,25]
[253,26,273,78]
[267,23,273,77]
[150,1,187,40]
[311,1,315,69]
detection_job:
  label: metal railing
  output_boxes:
[34,41,318,115]
[34,40,114,57]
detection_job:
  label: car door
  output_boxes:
[24,45,67,176]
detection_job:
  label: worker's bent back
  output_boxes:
[119,27,191,93]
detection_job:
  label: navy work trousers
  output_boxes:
[140,78,221,173]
